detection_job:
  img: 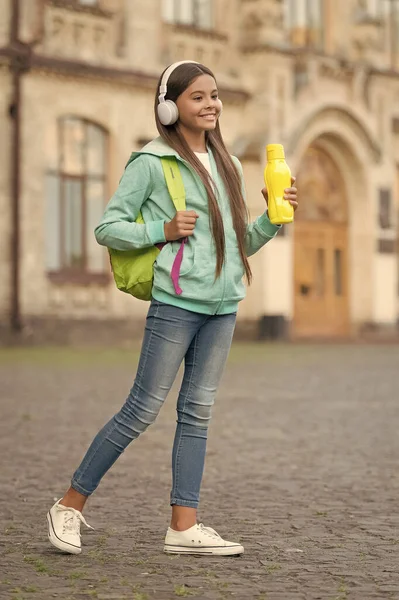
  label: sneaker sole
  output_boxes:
[163,544,244,556]
[46,512,81,555]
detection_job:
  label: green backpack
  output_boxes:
[108,156,186,301]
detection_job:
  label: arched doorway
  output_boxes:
[293,145,350,337]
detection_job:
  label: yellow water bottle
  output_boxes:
[264,144,294,225]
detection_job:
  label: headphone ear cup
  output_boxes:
[158,100,179,126]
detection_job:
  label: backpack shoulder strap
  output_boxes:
[161,156,186,212]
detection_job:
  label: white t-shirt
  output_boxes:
[194,151,212,175]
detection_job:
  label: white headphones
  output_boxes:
[157,60,200,126]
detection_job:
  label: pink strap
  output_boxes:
[171,238,187,295]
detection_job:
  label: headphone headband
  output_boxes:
[158,60,199,101]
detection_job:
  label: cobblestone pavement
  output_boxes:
[1,343,399,600]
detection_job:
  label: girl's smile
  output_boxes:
[199,113,217,121]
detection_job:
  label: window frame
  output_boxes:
[378,188,393,230]
[46,116,109,285]
[285,0,324,48]
[357,0,389,19]
[78,0,99,6]
[162,0,213,30]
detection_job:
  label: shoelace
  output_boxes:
[198,523,221,539]
[60,507,93,537]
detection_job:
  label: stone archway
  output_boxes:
[293,144,350,337]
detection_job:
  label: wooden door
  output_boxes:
[294,222,349,337]
[293,146,350,338]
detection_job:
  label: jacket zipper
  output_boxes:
[174,153,228,313]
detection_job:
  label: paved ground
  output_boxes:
[1,342,399,600]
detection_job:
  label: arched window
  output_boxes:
[45,117,108,282]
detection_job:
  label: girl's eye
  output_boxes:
[193,95,218,101]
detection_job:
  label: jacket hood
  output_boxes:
[132,136,181,159]
[127,136,215,170]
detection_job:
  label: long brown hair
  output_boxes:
[154,62,252,284]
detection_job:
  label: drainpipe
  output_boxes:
[9,0,21,331]
[9,0,29,332]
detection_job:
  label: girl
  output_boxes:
[46,61,298,557]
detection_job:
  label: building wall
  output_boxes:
[19,70,156,319]
[1,0,399,337]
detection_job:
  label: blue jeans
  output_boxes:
[71,300,236,508]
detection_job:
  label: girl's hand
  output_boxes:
[261,177,298,211]
[164,210,199,241]
[285,176,298,210]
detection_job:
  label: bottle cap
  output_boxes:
[267,144,285,160]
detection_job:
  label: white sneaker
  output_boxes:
[47,499,93,555]
[164,523,244,556]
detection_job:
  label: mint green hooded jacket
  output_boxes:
[95,137,280,315]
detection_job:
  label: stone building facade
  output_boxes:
[1,0,399,340]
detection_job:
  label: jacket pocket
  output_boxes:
[154,243,223,301]
[154,242,172,270]
[153,241,196,292]
[176,241,196,276]
[224,248,246,301]
[180,246,222,301]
